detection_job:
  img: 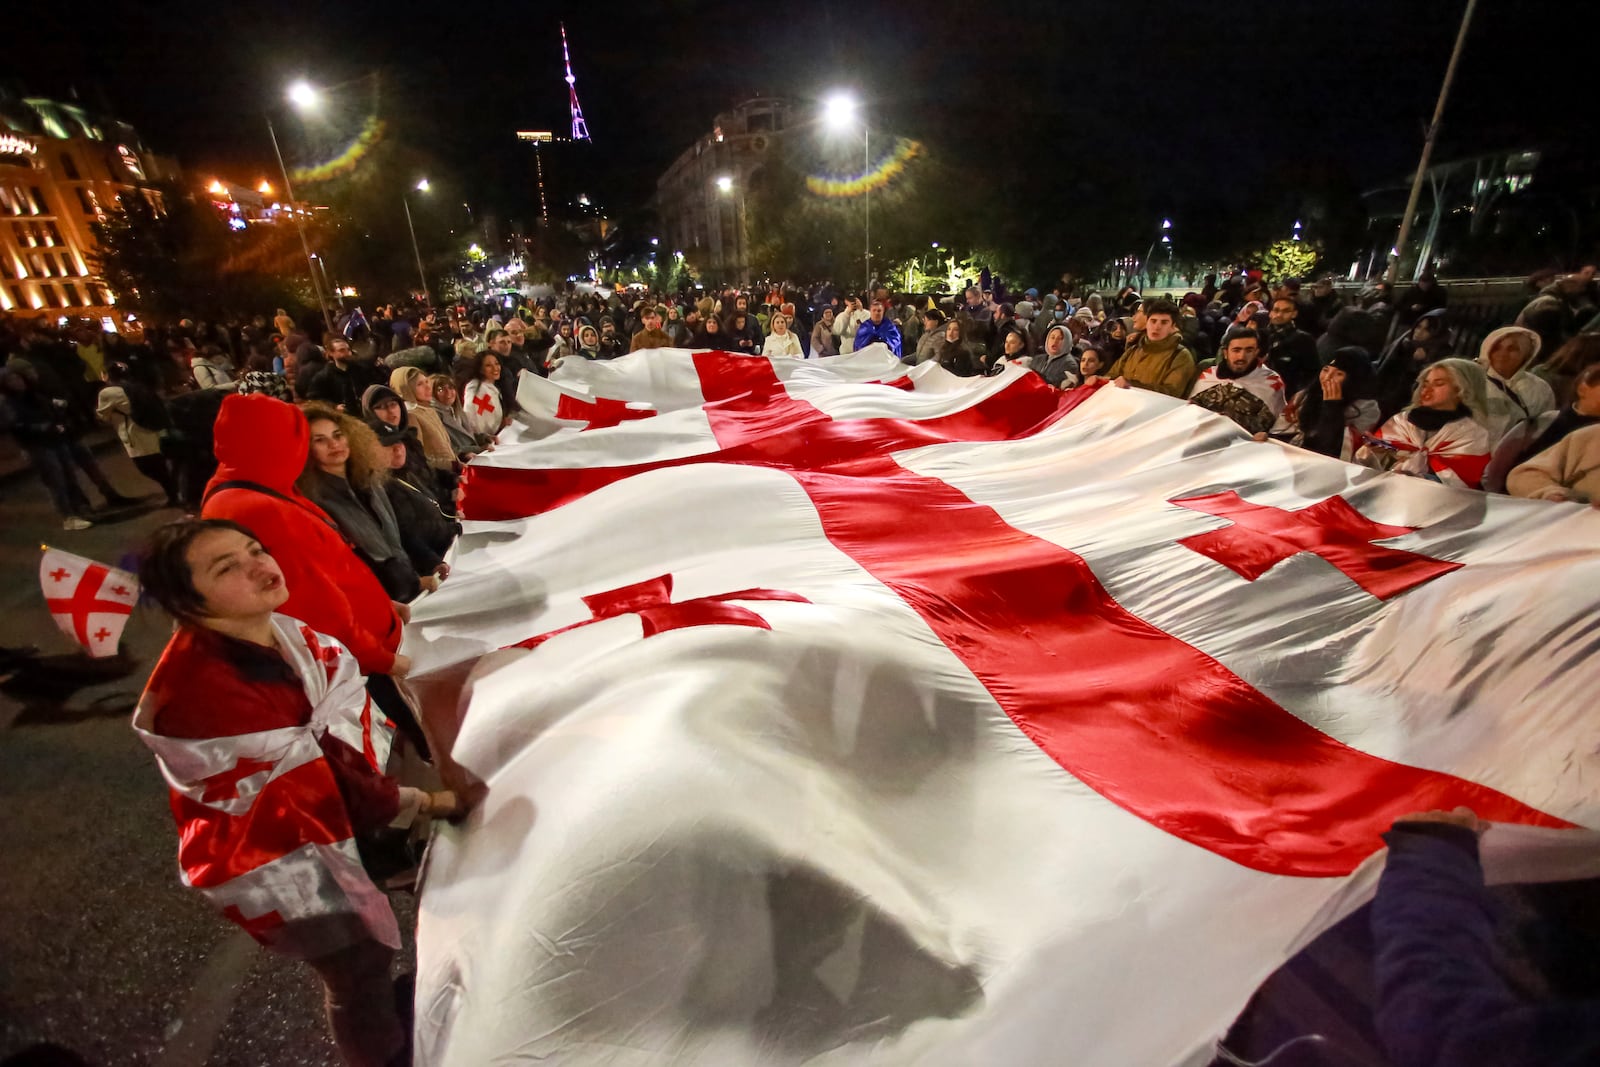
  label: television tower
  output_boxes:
[562,24,591,143]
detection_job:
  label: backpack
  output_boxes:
[123,381,172,432]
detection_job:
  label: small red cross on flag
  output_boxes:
[39,547,139,658]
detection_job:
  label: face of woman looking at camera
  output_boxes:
[185,527,289,621]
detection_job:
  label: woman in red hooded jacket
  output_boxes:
[201,394,427,755]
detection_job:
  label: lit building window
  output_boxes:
[29,187,47,215]
[46,221,64,246]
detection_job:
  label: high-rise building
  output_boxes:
[654,98,790,283]
[0,92,177,322]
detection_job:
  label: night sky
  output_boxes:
[12,0,1597,235]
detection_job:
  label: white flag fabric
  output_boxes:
[406,350,1599,1066]
[39,546,139,658]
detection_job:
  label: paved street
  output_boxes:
[0,448,416,1066]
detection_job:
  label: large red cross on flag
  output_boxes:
[39,547,139,658]
[405,347,1599,1066]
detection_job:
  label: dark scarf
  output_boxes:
[1405,405,1472,432]
[1215,358,1260,381]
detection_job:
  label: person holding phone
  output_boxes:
[1356,358,1492,488]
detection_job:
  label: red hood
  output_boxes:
[208,394,309,495]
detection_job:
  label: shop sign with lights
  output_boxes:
[0,133,39,165]
[116,145,145,180]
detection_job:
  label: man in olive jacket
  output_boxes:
[1104,299,1197,397]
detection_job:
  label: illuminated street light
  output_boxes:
[716,174,733,193]
[257,180,272,195]
[207,179,226,196]
[270,83,333,332]
[822,92,857,131]
[287,81,320,110]
[1162,218,1172,230]
[404,179,433,305]
[822,89,870,288]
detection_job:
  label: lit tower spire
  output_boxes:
[561,24,591,143]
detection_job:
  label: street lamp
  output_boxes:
[1142,219,1174,291]
[287,81,320,110]
[403,178,433,307]
[267,81,334,333]
[715,174,733,193]
[822,90,870,291]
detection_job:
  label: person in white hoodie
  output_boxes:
[1477,325,1555,446]
[834,295,870,354]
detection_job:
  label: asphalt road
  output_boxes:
[0,448,416,1066]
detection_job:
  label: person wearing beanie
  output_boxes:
[597,318,625,360]
[1357,357,1492,488]
[362,383,452,511]
[1289,346,1381,459]
[368,416,459,589]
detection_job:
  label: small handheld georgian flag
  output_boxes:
[39,546,139,658]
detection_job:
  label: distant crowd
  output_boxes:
[2,264,1599,541]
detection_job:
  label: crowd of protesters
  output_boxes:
[4,264,1600,538]
[3,261,1599,1065]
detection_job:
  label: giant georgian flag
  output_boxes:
[405,346,1600,1066]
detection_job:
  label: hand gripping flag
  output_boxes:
[133,617,400,959]
[405,348,1600,1066]
[39,546,139,658]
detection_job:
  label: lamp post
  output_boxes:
[404,178,432,307]
[269,80,334,334]
[1141,219,1171,291]
[714,174,745,284]
[823,92,869,292]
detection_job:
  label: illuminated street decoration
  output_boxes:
[0,133,38,161]
[290,116,386,183]
[805,138,923,198]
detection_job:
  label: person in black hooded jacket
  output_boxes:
[1375,307,1452,423]
[369,418,459,584]
[360,383,454,513]
[1291,346,1382,459]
